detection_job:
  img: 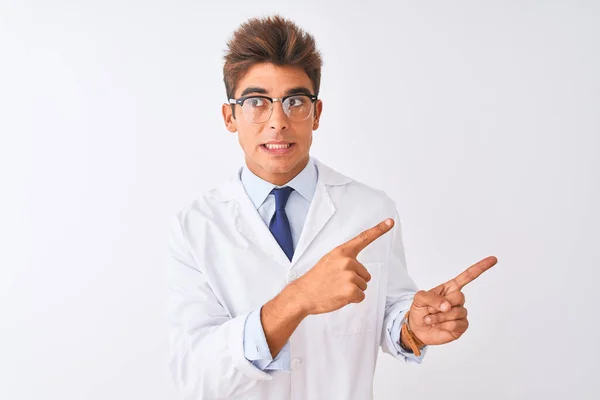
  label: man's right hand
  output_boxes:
[290,218,395,316]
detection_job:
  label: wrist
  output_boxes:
[400,329,416,351]
[398,311,425,355]
[402,332,425,351]
[399,330,412,352]
[405,313,426,348]
[279,282,311,319]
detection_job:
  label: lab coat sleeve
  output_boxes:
[244,307,291,371]
[167,214,273,399]
[380,208,428,363]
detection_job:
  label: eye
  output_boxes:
[247,97,266,108]
[287,96,306,107]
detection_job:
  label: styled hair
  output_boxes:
[223,14,323,103]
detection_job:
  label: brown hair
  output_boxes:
[223,14,323,102]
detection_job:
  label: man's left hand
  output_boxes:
[406,256,498,347]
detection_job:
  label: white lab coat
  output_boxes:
[168,157,421,399]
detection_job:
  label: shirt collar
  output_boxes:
[240,156,318,210]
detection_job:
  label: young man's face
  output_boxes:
[222,62,323,185]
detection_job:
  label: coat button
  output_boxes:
[291,357,303,370]
[287,271,299,282]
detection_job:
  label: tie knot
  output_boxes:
[271,186,294,210]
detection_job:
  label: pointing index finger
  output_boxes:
[452,256,498,290]
[341,218,395,258]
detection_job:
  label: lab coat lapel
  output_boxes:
[290,176,334,266]
[233,178,292,267]
[291,157,352,267]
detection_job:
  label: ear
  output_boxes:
[312,100,323,131]
[222,103,237,133]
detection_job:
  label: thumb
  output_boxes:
[412,290,451,313]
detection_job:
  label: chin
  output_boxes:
[262,159,296,173]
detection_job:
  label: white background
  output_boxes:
[1,1,598,399]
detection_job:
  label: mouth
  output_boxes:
[260,142,295,155]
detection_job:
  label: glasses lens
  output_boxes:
[283,95,313,121]
[242,97,272,123]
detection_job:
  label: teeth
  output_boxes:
[265,143,291,149]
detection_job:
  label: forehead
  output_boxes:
[235,63,313,97]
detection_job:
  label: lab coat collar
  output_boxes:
[209,156,352,268]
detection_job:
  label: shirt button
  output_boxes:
[291,357,303,370]
[287,271,299,282]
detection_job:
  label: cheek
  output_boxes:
[295,126,313,146]
[237,125,263,149]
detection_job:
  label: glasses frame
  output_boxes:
[228,93,319,124]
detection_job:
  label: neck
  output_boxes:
[246,155,310,186]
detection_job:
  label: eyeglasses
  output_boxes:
[229,93,318,124]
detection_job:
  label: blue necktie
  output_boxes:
[269,186,295,261]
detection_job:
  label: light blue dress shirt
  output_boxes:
[241,157,425,371]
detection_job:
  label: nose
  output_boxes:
[269,101,288,131]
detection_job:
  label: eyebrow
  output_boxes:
[285,86,313,96]
[239,87,268,97]
[238,86,314,97]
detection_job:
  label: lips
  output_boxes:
[260,142,295,155]
[261,141,294,149]
[262,141,292,145]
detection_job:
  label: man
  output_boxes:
[167,14,497,399]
